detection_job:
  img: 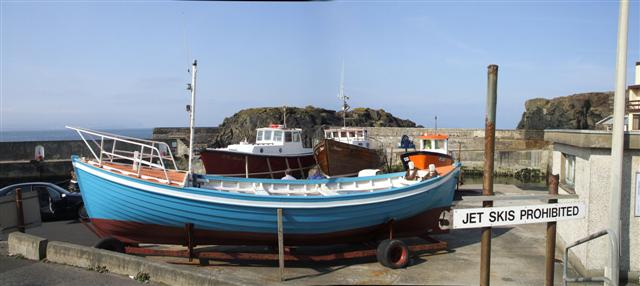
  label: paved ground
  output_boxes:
[143,183,575,285]
[0,241,158,286]
[1,183,637,285]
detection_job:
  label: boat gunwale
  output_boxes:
[72,155,461,207]
[201,148,314,157]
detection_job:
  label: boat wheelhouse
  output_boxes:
[401,133,454,171]
[416,133,449,155]
[200,124,315,179]
[323,127,370,148]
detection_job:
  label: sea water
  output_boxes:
[0,128,153,142]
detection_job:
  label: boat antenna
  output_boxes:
[283,105,287,128]
[337,62,349,128]
[187,60,197,177]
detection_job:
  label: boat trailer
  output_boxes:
[84,215,450,279]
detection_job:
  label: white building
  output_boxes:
[545,130,640,281]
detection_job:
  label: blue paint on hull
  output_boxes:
[73,157,459,236]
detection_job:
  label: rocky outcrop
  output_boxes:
[210,106,418,148]
[516,92,613,130]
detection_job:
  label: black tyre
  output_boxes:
[94,237,125,253]
[77,205,88,221]
[376,239,410,269]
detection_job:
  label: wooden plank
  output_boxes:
[277,208,285,281]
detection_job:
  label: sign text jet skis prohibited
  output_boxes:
[452,202,586,229]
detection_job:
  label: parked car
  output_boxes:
[0,182,86,220]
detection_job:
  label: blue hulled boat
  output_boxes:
[72,153,460,245]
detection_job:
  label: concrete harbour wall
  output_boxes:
[0,127,551,185]
[364,127,551,175]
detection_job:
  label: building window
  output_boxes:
[562,153,576,189]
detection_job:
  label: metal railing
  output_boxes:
[563,228,618,286]
[66,126,179,184]
[627,100,640,113]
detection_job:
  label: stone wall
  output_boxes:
[364,127,551,175]
[0,127,551,186]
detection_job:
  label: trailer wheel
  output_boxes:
[376,239,410,269]
[94,237,125,253]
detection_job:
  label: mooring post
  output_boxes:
[545,174,560,286]
[480,64,498,286]
[277,208,285,281]
[15,188,25,233]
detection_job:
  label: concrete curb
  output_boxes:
[8,232,47,260]
[46,241,248,286]
[7,232,259,286]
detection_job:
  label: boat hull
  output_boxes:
[199,149,315,179]
[73,157,459,246]
[313,139,382,177]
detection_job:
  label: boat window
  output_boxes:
[434,140,442,149]
[349,131,355,138]
[256,131,263,141]
[340,131,347,137]
[423,140,432,149]
[293,132,301,142]
[274,131,283,142]
[263,130,272,141]
[357,130,364,138]
[284,132,292,142]
[332,131,339,138]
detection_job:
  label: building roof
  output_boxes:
[544,129,640,149]
[417,133,449,140]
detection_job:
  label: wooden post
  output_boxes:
[185,223,194,262]
[545,174,559,286]
[15,188,25,233]
[277,208,285,281]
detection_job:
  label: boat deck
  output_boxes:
[199,164,457,196]
[87,160,187,186]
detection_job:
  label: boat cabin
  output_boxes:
[324,127,370,148]
[416,133,449,155]
[255,125,303,146]
[222,124,311,155]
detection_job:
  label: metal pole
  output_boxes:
[277,208,285,281]
[546,174,559,286]
[187,60,198,176]
[15,188,25,233]
[435,116,438,132]
[480,64,498,286]
[608,1,629,284]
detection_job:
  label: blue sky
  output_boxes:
[1,0,639,131]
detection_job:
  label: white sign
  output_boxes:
[453,202,586,229]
